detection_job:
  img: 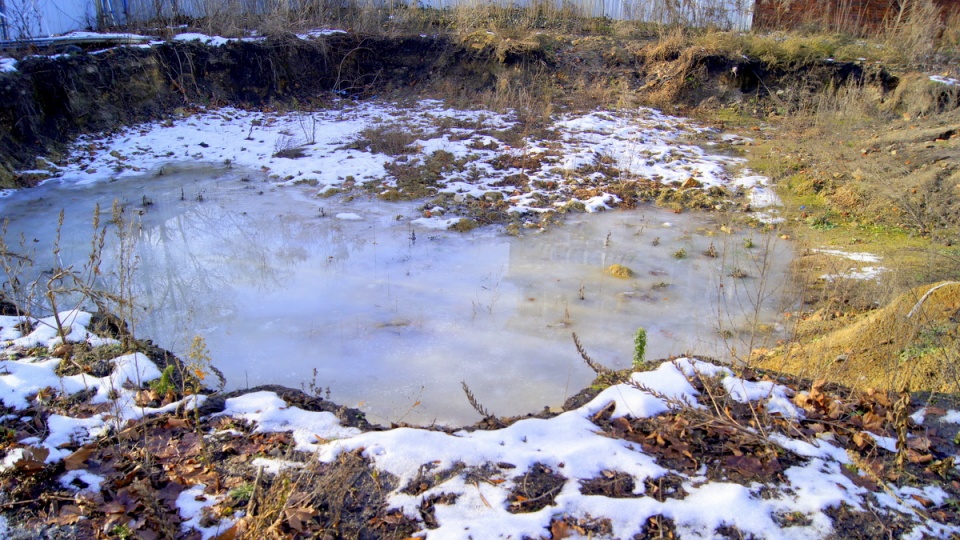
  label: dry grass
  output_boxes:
[756,282,960,394]
[351,123,422,156]
[881,0,941,65]
[238,450,415,538]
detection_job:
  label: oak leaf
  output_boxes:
[64,445,96,471]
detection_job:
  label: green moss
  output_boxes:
[450,218,479,232]
[150,365,176,396]
[560,200,587,213]
[378,188,403,201]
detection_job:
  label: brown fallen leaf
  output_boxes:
[551,519,571,539]
[99,501,127,515]
[64,445,96,471]
[214,524,241,540]
[861,411,885,433]
[907,450,934,464]
[840,466,879,492]
[166,417,192,429]
[48,504,84,526]
[723,455,768,479]
[907,436,931,452]
[135,389,160,406]
[137,530,160,540]
[611,416,632,436]
[15,446,50,474]
[852,431,871,449]
[284,506,317,533]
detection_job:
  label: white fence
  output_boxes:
[1,0,754,40]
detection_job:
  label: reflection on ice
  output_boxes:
[0,166,793,426]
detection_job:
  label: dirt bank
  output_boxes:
[0,32,899,190]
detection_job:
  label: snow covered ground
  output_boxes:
[28,99,776,223]
[814,249,887,282]
[0,311,958,538]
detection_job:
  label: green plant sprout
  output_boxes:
[633,327,647,367]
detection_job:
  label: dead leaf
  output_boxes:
[591,401,616,423]
[64,445,96,471]
[840,466,878,491]
[214,525,240,540]
[214,523,243,540]
[907,436,931,452]
[100,501,127,515]
[15,446,50,474]
[135,389,160,406]
[284,506,317,533]
[379,511,405,525]
[175,462,218,486]
[551,519,571,539]
[165,417,192,429]
[611,416,632,435]
[48,504,84,526]
[724,455,768,478]
[907,450,934,464]
[861,411,885,433]
[852,432,871,449]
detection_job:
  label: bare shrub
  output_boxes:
[354,124,421,156]
[273,135,308,159]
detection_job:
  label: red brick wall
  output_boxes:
[753,0,959,34]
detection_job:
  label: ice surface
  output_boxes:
[0,99,793,425]
[0,164,793,425]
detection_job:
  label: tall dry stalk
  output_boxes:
[883,0,941,65]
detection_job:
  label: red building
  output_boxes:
[753,0,959,34]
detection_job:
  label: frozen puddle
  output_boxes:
[0,165,792,425]
[1,100,791,426]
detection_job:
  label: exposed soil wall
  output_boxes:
[0,34,455,187]
[753,0,960,33]
[0,33,899,189]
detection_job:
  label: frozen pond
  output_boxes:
[1,101,792,425]
[0,164,792,426]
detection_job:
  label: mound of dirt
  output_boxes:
[758,281,960,393]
